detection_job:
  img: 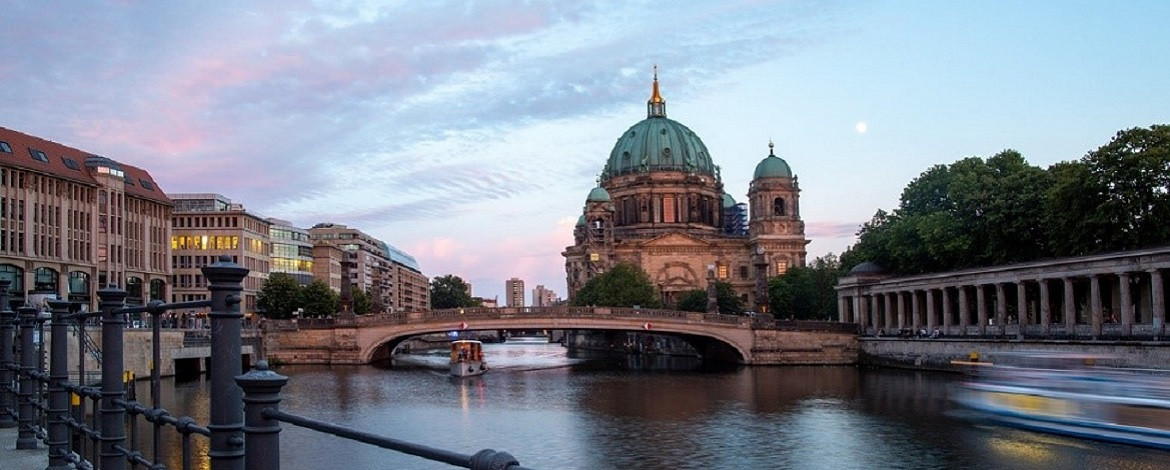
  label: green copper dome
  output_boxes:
[600,72,716,180]
[753,142,793,179]
[721,192,737,208]
[586,186,611,202]
[576,215,585,227]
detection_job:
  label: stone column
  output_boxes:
[1063,277,1076,336]
[958,286,970,336]
[1039,279,1051,336]
[1119,272,1133,337]
[925,289,936,331]
[896,292,906,329]
[1016,282,1027,339]
[1151,269,1165,337]
[1090,274,1103,339]
[869,296,881,330]
[911,291,921,330]
[837,296,847,323]
[853,295,865,331]
[995,283,1007,336]
[884,293,894,330]
[976,285,988,336]
[942,287,953,331]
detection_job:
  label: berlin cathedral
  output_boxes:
[563,70,810,311]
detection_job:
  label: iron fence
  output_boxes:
[0,255,533,470]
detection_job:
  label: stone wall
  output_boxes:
[861,338,1170,371]
[750,329,858,365]
[45,328,254,379]
[264,327,362,364]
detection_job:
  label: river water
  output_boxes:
[140,339,1170,469]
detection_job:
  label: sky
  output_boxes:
[3,1,1169,302]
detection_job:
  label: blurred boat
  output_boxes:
[450,340,488,377]
[952,352,1170,449]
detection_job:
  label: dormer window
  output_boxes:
[29,148,48,163]
[0,141,11,153]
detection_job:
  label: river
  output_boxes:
[138,338,1170,469]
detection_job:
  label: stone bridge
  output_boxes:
[263,306,858,366]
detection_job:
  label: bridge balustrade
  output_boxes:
[0,256,533,470]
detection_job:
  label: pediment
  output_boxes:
[638,231,713,248]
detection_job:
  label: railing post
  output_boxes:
[236,360,288,470]
[0,279,15,429]
[98,285,128,470]
[47,299,72,469]
[16,305,39,449]
[204,254,249,470]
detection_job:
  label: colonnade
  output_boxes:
[835,248,1170,339]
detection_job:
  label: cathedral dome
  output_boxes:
[600,71,716,180]
[586,186,611,202]
[576,215,585,227]
[721,192,737,208]
[753,142,792,179]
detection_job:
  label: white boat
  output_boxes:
[450,340,488,377]
[952,352,1170,449]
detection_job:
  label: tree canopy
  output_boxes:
[842,125,1170,274]
[256,273,303,319]
[301,280,339,318]
[769,255,843,320]
[351,288,374,315]
[675,281,744,314]
[570,263,661,308]
[430,274,478,309]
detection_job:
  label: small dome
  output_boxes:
[753,142,793,179]
[721,192,737,208]
[847,261,885,276]
[587,186,611,202]
[576,215,585,227]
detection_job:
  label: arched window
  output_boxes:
[773,197,786,216]
[126,276,144,305]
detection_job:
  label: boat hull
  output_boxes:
[451,360,487,377]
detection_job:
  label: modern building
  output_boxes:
[384,242,429,312]
[170,193,270,313]
[309,223,392,310]
[267,218,313,285]
[312,243,346,293]
[532,285,559,306]
[0,126,172,310]
[506,277,525,307]
[563,71,809,311]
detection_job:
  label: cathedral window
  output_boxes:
[739,266,749,279]
[776,260,789,275]
[773,197,786,216]
[717,263,728,279]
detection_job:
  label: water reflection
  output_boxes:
[129,342,1170,470]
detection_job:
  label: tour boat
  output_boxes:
[952,352,1170,449]
[450,340,488,377]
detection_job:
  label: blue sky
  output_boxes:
[3,1,1167,302]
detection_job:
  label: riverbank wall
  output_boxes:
[861,338,1170,371]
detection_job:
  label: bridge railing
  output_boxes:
[0,256,534,470]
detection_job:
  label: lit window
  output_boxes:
[717,264,728,279]
[776,260,788,275]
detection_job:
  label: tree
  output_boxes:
[570,263,661,308]
[256,273,302,319]
[769,255,843,320]
[351,288,374,315]
[301,280,339,318]
[430,274,477,309]
[674,281,743,314]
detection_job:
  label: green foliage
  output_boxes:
[845,125,1170,275]
[673,281,743,314]
[351,288,375,315]
[256,273,302,319]
[301,280,339,318]
[570,263,661,308]
[769,255,843,320]
[430,274,478,309]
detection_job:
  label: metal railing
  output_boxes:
[0,255,534,470]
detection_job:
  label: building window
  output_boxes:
[28,148,49,163]
[776,260,788,275]
[717,264,728,279]
[739,266,749,279]
[773,197,786,216]
[0,141,12,153]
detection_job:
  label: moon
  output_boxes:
[855,121,868,134]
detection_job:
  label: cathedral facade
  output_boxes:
[563,72,809,311]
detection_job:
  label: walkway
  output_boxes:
[0,426,45,470]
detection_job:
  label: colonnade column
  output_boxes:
[1090,274,1103,339]
[1063,277,1076,336]
[867,296,879,331]
[1016,282,1027,339]
[1152,270,1165,337]
[911,291,921,330]
[958,287,970,336]
[896,293,906,329]
[942,288,953,332]
[838,296,847,323]
[925,289,936,331]
[976,285,988,336]
[884,293,894,330]
[854,295,866,331]
[995,283,1008,335]
[1118,272,1133,337]
[1039,279,1051,336]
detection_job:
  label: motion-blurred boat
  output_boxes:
[952,352,1170,449]
[450,340,487,377]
